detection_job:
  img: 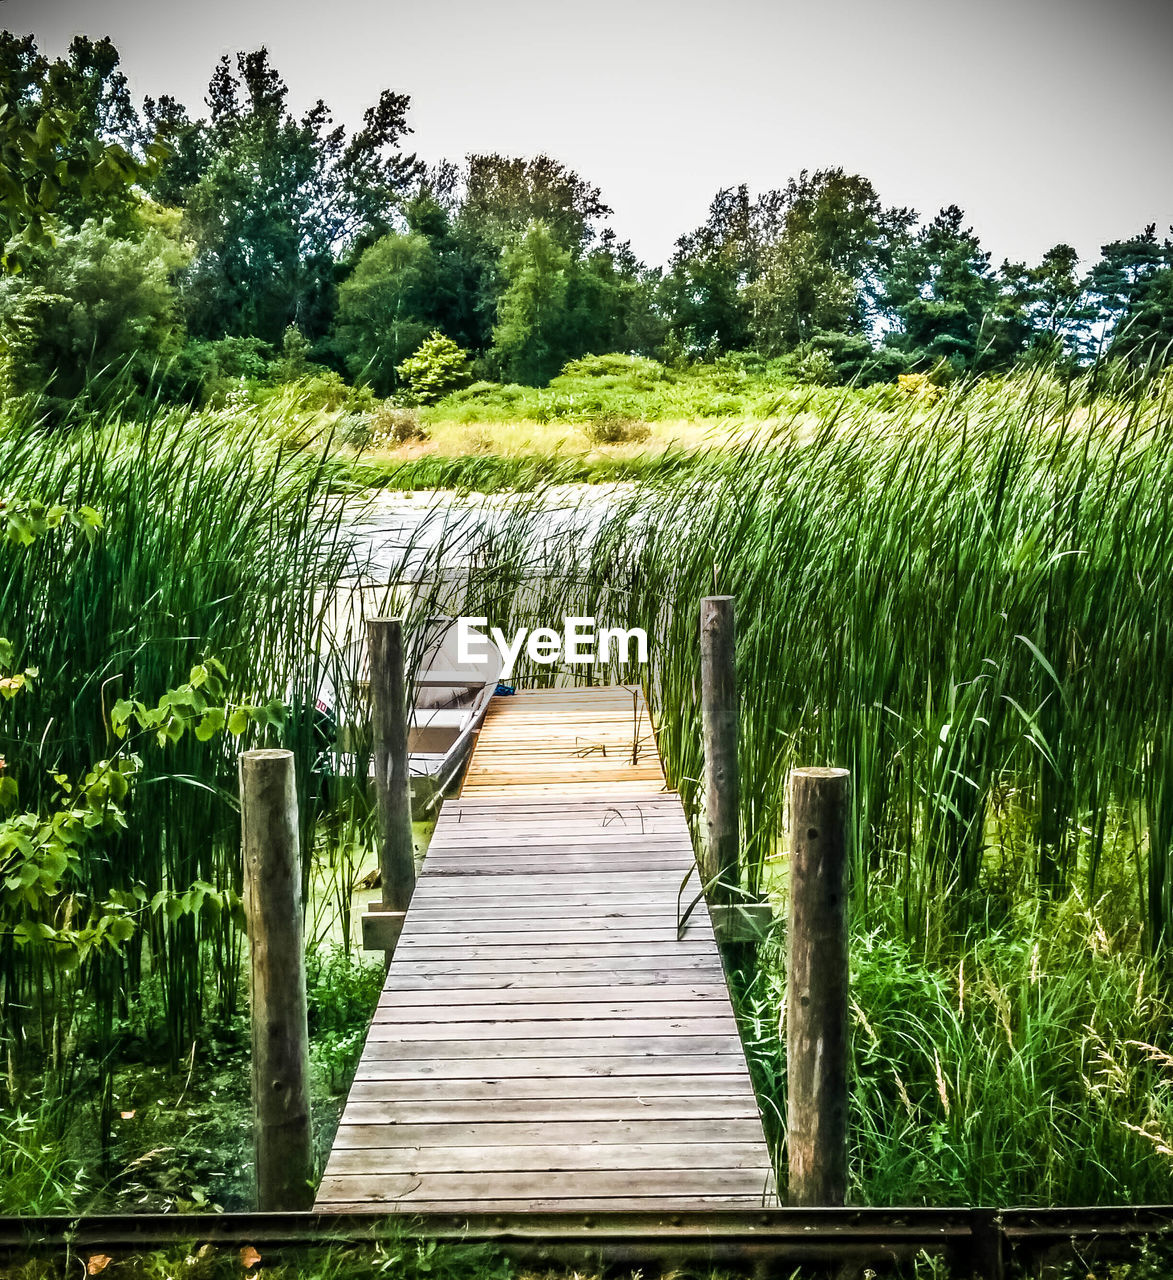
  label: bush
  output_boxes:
[371,403,429,446]
[270,325,320,383]
[559,352,673,387]
[582,413,651,445]
[395,331,473,405]
[898,371,945,401]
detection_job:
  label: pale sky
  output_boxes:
[5,0,1172,271]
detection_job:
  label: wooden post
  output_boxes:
[700,595,738,902]
[368,616,415,915]
[786,766,851,1206]
[240,748,313,1211]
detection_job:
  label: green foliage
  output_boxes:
[0,212,191,411]
[2,610,276,975]
[1088,224,1173,367]
[1,496,102,547]
[306,945,386,1091]
[155,48,423,345]
[736,898,1173,1206]
[0,1091,92,1215]
[490,220,574,384]
[0,34,159,268]
[458,153,611,255]
[335,232,437,394]
[342,446,694,492]
[881,204,1008,374]
[0,400,356,1075]
[425,352,870,424]
[395,331,473,404]
[454,369,1173,952]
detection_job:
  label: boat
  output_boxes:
[315,617,502,814]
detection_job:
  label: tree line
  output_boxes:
[2,32,1171,414]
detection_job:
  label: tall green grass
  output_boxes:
[0,399,358,1083]
[736,895,1173,1205]
[439,367,1173,1202]
[463,370,1173,952]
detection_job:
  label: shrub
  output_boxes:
[270,325,319,383]
[898,371,945,401]
[371,403,428,446]
[396,331,474,405]
[559,353,673,386]
[583,413,651,445]
[290,370,352,412]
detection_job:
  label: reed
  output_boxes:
[460,368,1173,954]
[0,398,359,1085]
[436,367,1173,1202]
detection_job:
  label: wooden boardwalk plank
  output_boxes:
[315,686,778,1213]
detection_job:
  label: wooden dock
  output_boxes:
[316,686,777,1212]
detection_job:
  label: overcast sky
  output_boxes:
[5,0,1171,270]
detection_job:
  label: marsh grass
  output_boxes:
[0,394,417,1160]
[435,367,1173,1204]
[732,893,1173,1205]
[459,369,1173,950]
[5,363,1173,1216]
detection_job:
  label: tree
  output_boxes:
[997,244,1089,365]
[456,154,611,256]
[766,169,915,340]
[152,48,423,344]
[745,230,857,354]
[661,173,911,362]
[490,220,574,384]
[399,190,491,351]
[0,34,158,268]
[334,232,437,393]
[881,205,1004,374]
[396,331,473,404]
[1086,225,1173,367]
[658,186,762,356]
[0,208,190,408]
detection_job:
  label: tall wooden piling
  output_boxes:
[700,595,739,902]
[240,748,313,1211]
[368,616,415,915]
[786,765,851,1206]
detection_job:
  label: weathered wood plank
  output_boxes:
[359,1035,745,1060]
[378,957,727,979]
[370,999,734,1022]
[353,1054,758,1081]
[369,983,732,1006]
[318,1195,771,1211]
[317,1168,774,1204]
[334,1098,760,1124]
[363,1016,740,1040]
[394,930,705,948]
[382,944,715,961]
[333,1118,766,1146]
[324,1143,770,1174]
[345,1074,758,1102]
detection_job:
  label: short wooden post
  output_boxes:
[700,595,739,902]
[786,766,851,1206]
[240,748,314,1211]
[368,616,415,916]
